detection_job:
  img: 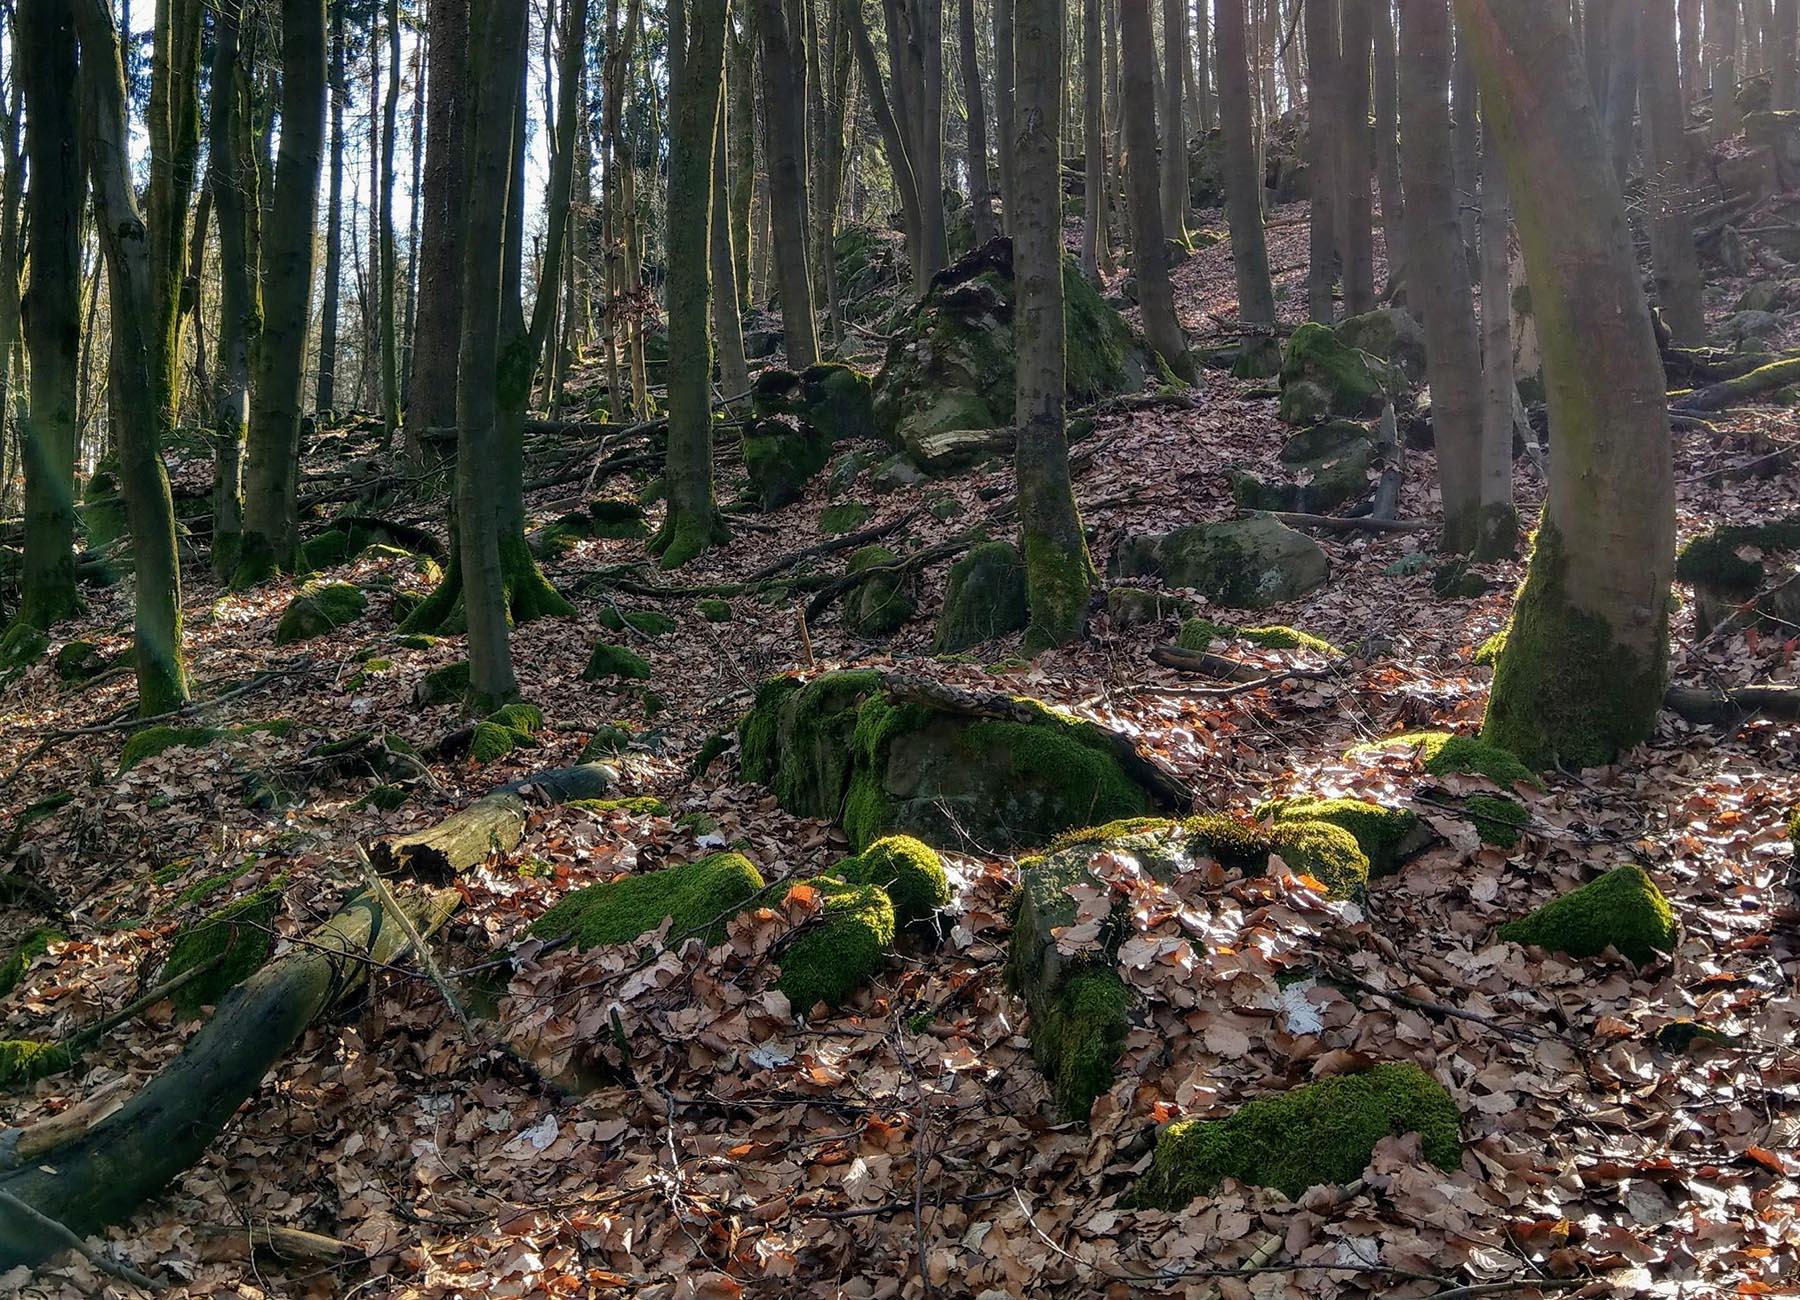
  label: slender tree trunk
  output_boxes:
[1775,0,1798,108]
[1195,0,1214,130]
[1305,0,1341,321]
[1121,0,1194,376]
[1081,0,1108,279]
[754,0,820,367]
[209,0,258,580]
[315,5,345,415]
[409,0,468,448]
[74,0,194,711]
[730,21,755,308]
[1456,0,1674,770]
[960,0,997,244]
[1372,0,1405,294]
[712,63,751,402]
[403,32,425,407]
[1339,0,1375,315]
[1713,0,1742,139]
[994,0,1017,229]
[527,0,590,381]
[1681,0,1703,104]
[378,0,401,446]
[657,0,733,569]
[14,0,85,630]
[1475,97,1515,561]
[1450,22,1478,272]
[1217,0,1276,333]
[1160,0,1190,240]
[846,0,927,289]
[1014,0,1095,647]
[1642,0,1707,343]
[0,75,22,536]
[236,0,327,587]
[1398,0,1482,552]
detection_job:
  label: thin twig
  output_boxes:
[0,1189,161,1292]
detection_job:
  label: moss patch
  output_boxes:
[1178,618,1340,655]
[580,724,633,760]
[0,928,66,998]
[568,795,671,817]
[841,834,952,927]
[1497,864,1676,964]
[275,581,368,644]
[1351,730,1538,790]
[819,502,873,535]
[583,641,653,681]
[1277,322,1385,424]
[846,545,916,637]
[934,541,1029,651]
[1674,517,1800,595]
[697,598,734,622]
[1259,797,1419,877]
[1032,969,1133,1119]
[777,878,897,1012]
[530,852,767,949]
[1465,794,1528,848]
[1133,1062,1463,1206]
[53,641,109,684]
[415,660,472,706]
[163,882,286,1016]
[1267,819,1371,898]
[0,1038,75,1088]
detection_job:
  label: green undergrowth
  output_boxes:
[1132,1062,1463,1206]
[530,852,767,950]
[1497,864,1676,964]
[469,703,543,765]
[0,1037,76,1088]
[777,878,897,1012]
[162,880,288,1016]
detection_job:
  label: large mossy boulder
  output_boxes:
[275,581,368,644]
[1497,865,1676,965]
[1337,307,1428,386]
[738,670,1173,852]
[872,238,1147,467]
[934,540,1029,651]
[752,362,878,443]
[1112,516,1329,608]
[1132,1062,1463,1207]
[1674,516,1800,636]
[1230,420,1377,514]
[531,852,767,949]
[743,415,832,511]
[1277,321,1385,425]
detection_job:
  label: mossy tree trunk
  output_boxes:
[1120,0,1194,379]
[1641,0,1707,344]
[959,0,997,245]
[752,0,819,369]
[1080,0,1108,280]
[73,0,192,713]
[1014,0,1097,649]
[236,0,326,587]
[1399,0,1482,554]
[314,5,345,415]
[409,0,468,450]
[1159,0,1190,242]
[1475,102,1516,561]
[207,0,259,581]
[655,0,733,570]
[1455,0,1675,770]
[1304,0,1341,323]
[1217,0,1276,328]
[1338,0,1376,316]
[14,0,85,631]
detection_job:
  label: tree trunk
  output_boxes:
[712,59,752,403]
[1339,0,1376,315]
[14,0,85,631]
[314,5,345,415]
[409,0,468,449]
[1081,0,1108,280]
[1194,0,1214,131]
[1372,0,1405,294]
[0,76,19,539]
[1455,0,1675,770]
[1217,0,1277,332]
[1160,0,1190,241]
[994,0,1017,230]
[1475,96,1515,561]
[237,0,327,587]
[846,0,927,290]
[1121,0,1193,377]
[753,0,820,368]
[1449,21,1479,271]
[1680,0,1703,104]
[1776,0,1799,108]
[1642,0,1707,344]
[1014,0,1096,648]
[960,0,997,245]
[378,0,402,446]
[73,0,193,713]
[730,21,756,308]
[208,1,258,581]
[1305,0,1341,322]
[1713,0,1742,139]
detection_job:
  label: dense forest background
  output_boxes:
[0,0,1797,1295]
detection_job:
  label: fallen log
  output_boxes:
[746,508,920,581]
[804,535,979,624]
[368,762,615,879]
[1673,355,1800,412]
[194,1222,364,1265]
[1235,508,1432,534]
[1664,684,1800,724]
[1150,644,1266,681]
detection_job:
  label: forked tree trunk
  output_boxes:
[14,1,85,630]
[1217,0,1277,335]
[1456,0,1675,770]
[1398,0,1482,553]
[1121,0,1193,377]
[209,1,258,580]
[1641,0,1707,344]
[753,0,820,368]
[1014,0,1095,648]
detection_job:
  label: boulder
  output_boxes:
[1497,864,1676,965]
[1674,516,1800,636]
[845,545,916,637]
[1229,420,1376,514]
[275,581,367,644]
[1723,310,1783,350]
[1105,587,1194,628]
[752,362,878,443]
[933,540,1029,651]
[1111,516,1329,608]
[872,238,1147,468]
[1337,307,1427,385]
[1277,322,1385,425]
[742,415,831,511]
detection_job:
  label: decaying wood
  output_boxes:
[194,1222,364,1265]
[1150,644,1265,681]
[369,762,616,879]
[1235,508,1432,533]
[1664,684,1800,724]
[1673,355,1800,412]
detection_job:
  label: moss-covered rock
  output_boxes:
[1132,1062,1463,1206]
[583,641,653,681]
[841,834,952,927]
[777,878,897,1011]
[1349,730,1538,789]
[1674,517,1800,636]
[1266,818,1372,898]
[1431,560,1495,600]
[80,468,129,550]
[934,540,1029,651]
[1231,421,1378,514]
[1278,321,1386,425]
[1177,617,1340,654]
[739,671,882,823]
[1113,516,1329,609]
[531,852,767,949]
[744,414,833,511]
[568,795,671,817]
[819,502,873,535]
[696,597,734,622]
[754,362,879,443]
[275,581,368,644]
[162,882,286,1016]
[598,607,676,637]
[0,1038,75,1088]
[1106,587,1193,628]
[589,497,650,539]
[53,640,109,684]
[1258,797,1422,877]
[580,724,634,761]
[302,527,363,569]
[120,725,227,771]
[415,659,472,706]
[0,928,65,998]
[845,545,916,637]
[1337,307,1428,385]
[0,622,48,676]
[1497,864,1676,964]
[468,704,543,765]
[1465,793,1528,848]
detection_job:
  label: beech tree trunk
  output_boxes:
[1372,0,1405,294]
[712,62,752,402]
[1398,0,1482,553]
[378,0,402,446]
[1713,0,1742,139]
[994,0,1017,229]
[1476,101,1515,561]
[410,0,469,449]
[14,0,85,630]
[1217,0,1277,338]
[1195,0,1214,130]
[960,0,997,245]
[315,6,345,415]
[1014,0,1096,647]
[1776,0,1799,107]
[1456,0,1675,770]
[1642,0,1707,343]
[1160,0,1190,241]
[1081,0,1108,279]
[1121,0,1193,377]
[208,0,258,580]
[1339,0,1376,315]
[1305,0,1341,322]
[754,0,820,368]
[1450,22,1478,271]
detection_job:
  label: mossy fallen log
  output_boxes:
[1673,354,1800,411]
[1665,684,1800,724]
[369,763,615,879]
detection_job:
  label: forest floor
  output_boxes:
[1,205,1797,1299]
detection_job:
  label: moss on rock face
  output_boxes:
[1114,517,1329,610]
[590,497,651,539]
[1350,730,1538,790]
[778,878,898,1012]
[469,705,542,765]
[0,1038,74,1088]
[818,502,873,535]
[1497,864,1676,964]
[934,541,1029,651]
[598,607,676,637]
[531,852,767,949]
[583,641,653,681]
[754,362,879,443]
[163,882,286,1016]
[1674,517,1800,596]
[275,581,368,644]
[1231,422,1377,514]
[1465,793,1528,848]
[847,545,916,637]
[841,835,952,927]
[1336,307,1428,385]
[1277,322,1385,425]
[744,415,833,511]
[0,928,66,998]
[580,724,634,761]
[0,623,48,675]
[1178,618,1340,655]
[739,670,884,823]
[1259,797,1420,877]
[1033,969,1134,1119]
[1267,819,1371,898]
[53,641,108,684]
[120,725,226,771]
[1132,1062,1463,1207]
[696,598,734,622]
[416,659,472,706]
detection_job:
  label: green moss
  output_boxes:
[1184,812,1280,868]
[1474,629,1508,666]
[1267,819,1370,899]
[846,545,916,637]
[119,725,224,770]
[0,623,48,673]
[0,929,66,998]
[1674,517,1800,595]
[697,598,734,622]
[1277,322,1384,424]
[1061,255,1137,399]
[934,541,1029,651]
[469,721,519,764]
[1465,794,1528,848]
[416,660,472,706]
[1132,1062,1463,1207]
[1034,969,1133,1119]
[737,676,805,786]
[171,858,258,909]
[583,641,653,681]
[1351,730,1538,790]
[163,882,286,1016]
[842,835,952,927]
[53,641,108,683]
[1179,618,1339,654]
[597,607,676,637]
[819,502,873,535]
[1497,864,1676,964]
[675,810,721,837]
[1046,817,1183,854]
[530,852,767,949]
[1481,522,1667,771]
[589,497,650,539]
[488,702,543,735]
[1020,531,1099,652]
[0,1038,75,1087]
[568,795,671,817]
[397,633,440,651]
[777,878,897,1012]
[356,784,411,812]
[960,715,1153,842]
[580,724,634,760]
[744,416,832,511]
[1258,797,1419,877]
[301,528,361,569]
[275,581,368,644]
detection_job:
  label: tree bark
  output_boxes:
[1121,0,1194,377]
[1339,0,1376,315]
[1399,0,1482,553]
[1305,0,1341,322]
[845,0,927,290]
[1194,0,1214,130]
[14,0,85,630]
[1217,0,1277,335]
[208,1,258,581]
[1713,0,1742,140]
[1456,0,1675,770]
[1081,0,1108,280]
[1680,0,1703,104]
[1449,19,1478,271]
[1013,0,1097,648]
[712,58,752,403]
[960,0,997,244]
[237,0,327,587]
[1642,0,1707,344]
[314,4,345,415]
[1776,0,1799,108]
[378,0,402,446]
[1372,0,1405,294]
[993,0,1017,230]
[1475,97,1516,561]
[753,0,820,368]
[1160,0,1190,241]
[409,0,469,448]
